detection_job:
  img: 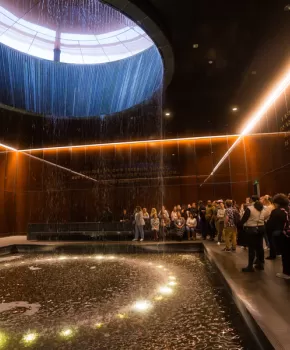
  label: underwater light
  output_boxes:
[60,328,74,338]
[154,295,163,301]
[22,332,38,344]
[117,313,126,319]
[168,281,177,286]
[133,300,152,312]
[168,276,176,280]
[159,286,173,295]
[95,323,103,329]
[0,332,8,348]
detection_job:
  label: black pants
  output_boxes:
[246,228,264,267]
[282,235,290,275]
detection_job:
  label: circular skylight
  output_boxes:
[0,0,154,63]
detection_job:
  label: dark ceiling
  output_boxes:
[132,0,290,135]
[1,0,290,149]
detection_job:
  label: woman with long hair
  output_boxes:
[240,195,267,272]
[151,212,160,241]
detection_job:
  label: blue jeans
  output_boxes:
[135,225,144,240]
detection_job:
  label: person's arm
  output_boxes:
[240,208,251,226]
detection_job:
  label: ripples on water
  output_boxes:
[0,253,254,349]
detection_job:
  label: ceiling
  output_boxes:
[132,0,290,135]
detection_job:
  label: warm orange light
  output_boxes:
[16,132,288,153]
[16,133,257,153]
[0,142,98,183]
[202,66,290,185]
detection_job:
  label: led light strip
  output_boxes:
[0,142,98,183]
[16,132,286,152]
[202,69,290,185]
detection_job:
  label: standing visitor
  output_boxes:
[190,202,198,218]
[266,194,289,278]
[159,207,170,239]
[151,213,160,241]
[186,213,197,240]
[262,195,275,250]
[216,201,225,245]
[174,211,186,241]
[223,200,237,252]
[199,201,207,240]
[132,206,145,242]
[206,200,215,241]
[240,196,266,272]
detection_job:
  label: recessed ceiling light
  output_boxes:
[232,107,238,111]
[193,44,199,48]
[284,4,290,11]
[165,112,171,116]
[208,60,213,64]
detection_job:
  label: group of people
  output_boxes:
[124,192,290,279]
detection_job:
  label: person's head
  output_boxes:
[192,202,196,208]
[262,195,272,206]
[153,213,157,219]
[162,205,166,211]
[189,213,193,219]
[198,200,203,207]
[187,204,191,208]
[143,208,147,214]
[135,206,142,213]
[151,208,157,216]
[273,193,289,210]
[251,195,263,212]
[225,199,232,208]
[219,202,225,209]
[177,211,181,218]
[207,200,212,206]
[173,206,177,212]
[177,204,181,210]
[123,209,127,214]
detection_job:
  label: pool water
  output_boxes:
[0,253,255,349]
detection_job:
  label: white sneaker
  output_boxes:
[217,242,221,246]
[276,272,290,280]
[132,239,138,241]
[140,239,144,242]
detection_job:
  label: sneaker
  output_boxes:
[242,267,255,272]
[276,273,290,280]
[217,242,221,246]
[132,239,138,241]
[222,248,231,252]
[140,239,144,242]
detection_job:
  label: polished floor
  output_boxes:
[0,236,289,349]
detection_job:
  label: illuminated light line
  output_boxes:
[0,142,98,183]
[202,67,290,185]
[17,132,288,152]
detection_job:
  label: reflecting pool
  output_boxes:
[0,253,255,349]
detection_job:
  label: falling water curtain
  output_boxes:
[0,43,163,118]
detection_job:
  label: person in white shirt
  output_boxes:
[133,206,145,242]
[186,213,197,240]
[216,201,225,245]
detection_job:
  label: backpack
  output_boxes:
[281,208,290,238]
[233,209,241,226]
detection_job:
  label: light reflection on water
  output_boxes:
[0,253,253,349]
